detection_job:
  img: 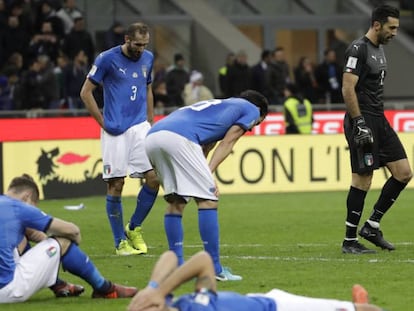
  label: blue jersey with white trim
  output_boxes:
[0,195,52,288]
[172,291,276,311]
[88,46,153,135]
[148,98,260,145]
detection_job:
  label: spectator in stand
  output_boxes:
[268,46,291,105]
[0,75,13,110]
[294,56,318,103]
[165,53,189,107]
[62,16,95,66]
[250,49,272,103]
[16,57,46,111]
[61,49,89,109]
[56,0,83,35]
[152,80,170,115]
[0,65,21,110]
[283,83,313,134]
[34,0,65,40]
[315,48,343,104]
[1,15,31,68]
[182,70,214,106]
[152,52,168,86]
[103,21,125,50]
[29,20,61,64]
[225,49,251,97]
[0,0,7,29]
[9,0,34,38]
[38,53,59,109]
[217,52,235,97]
[53,53,69,108]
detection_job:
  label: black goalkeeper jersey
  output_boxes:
[343,36,387,116]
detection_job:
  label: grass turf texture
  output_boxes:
[3,190,414,310]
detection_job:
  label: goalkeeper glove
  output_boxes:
[352,116,373,147]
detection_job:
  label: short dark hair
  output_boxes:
[8,174,40,202]
[126,22,149,38]
[371,5,399,26]
[239,90,269,117]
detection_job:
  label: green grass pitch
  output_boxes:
[3,190,414,310]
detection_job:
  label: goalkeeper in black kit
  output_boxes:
[341,4,412,254]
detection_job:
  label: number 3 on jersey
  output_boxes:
[131,85,137,101]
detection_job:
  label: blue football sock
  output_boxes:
[61,243,111,292]
[198,208,221,274]
[130,184,158,229]
[164,214,184,265]
[106,195,125,247]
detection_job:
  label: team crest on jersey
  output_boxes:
[46,246,57,258]
[104,165,111,175]
[141,65,147,78]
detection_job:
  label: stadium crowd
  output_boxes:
[0,0,350,116]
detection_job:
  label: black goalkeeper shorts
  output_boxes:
[344,113,407,174]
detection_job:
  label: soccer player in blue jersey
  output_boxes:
[0,174,137,303]
[127,250,385,311]
[80,22,160,256]
[145,90,268,281]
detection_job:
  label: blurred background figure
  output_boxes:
[217,52,235,98]
[268,46,291,105]
[315,48,343,104]
[152,80,169,115]
[103,21,125,50]
[61,49,89,109]
[62,16,94,67]
[225,49,251,97]
[165,53,189,107]
[294,56,318,103]
[56,0,83,35]
[283,83,313,134]
[250,49,272,103]
[183,70,214,105]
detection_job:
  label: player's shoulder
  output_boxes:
[98,46,121,59]
[142,49,154,61]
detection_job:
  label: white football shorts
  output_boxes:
[248,289,355,311]
[101,121,153,179]
[145,131,218,202]
[0,239,60,303]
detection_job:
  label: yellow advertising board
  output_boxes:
[3,134,414,199]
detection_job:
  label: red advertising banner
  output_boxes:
[1,110,414,141]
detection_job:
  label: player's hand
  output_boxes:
[352,116,373,147]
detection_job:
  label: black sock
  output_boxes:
[345,186,367,239]
[369,177,407,223]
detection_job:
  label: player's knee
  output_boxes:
[53,237,72,255]
[108,178,125,193]
[144,170,160,190]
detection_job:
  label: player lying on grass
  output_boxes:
[0,174,137,303]
[128,250,386,311]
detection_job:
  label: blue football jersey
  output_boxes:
[148,98,260,144]
[88,46,153,135]
[0,195,52,288]
[172,291,276,311]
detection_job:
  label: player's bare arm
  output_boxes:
[47,218,81,245]
[342,72,361,118]
[208,125,245,173]
[80,79,104,128]
[146,83,154,124]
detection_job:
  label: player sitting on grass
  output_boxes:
[0,174,137,303]
[128,250,387,311]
